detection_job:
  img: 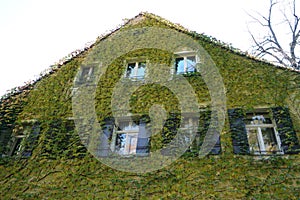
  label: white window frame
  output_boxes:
[111,120,140,155]
[173,51,199,75]
[124,60,147,80]
[245,111,283,155]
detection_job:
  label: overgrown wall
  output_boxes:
[0,15,299,199]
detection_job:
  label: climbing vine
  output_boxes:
[0,12,299,199]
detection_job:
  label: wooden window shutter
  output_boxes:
[197,110,222,155]
[136,118,150,155]
[98,117,114,157]
[21,123,40,157]
[228,108,250,154]
[271,107,300,154]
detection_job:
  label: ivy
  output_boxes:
[0,12,299,199]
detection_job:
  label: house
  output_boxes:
[0,12,299,199]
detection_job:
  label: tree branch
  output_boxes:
[249,0,300,70]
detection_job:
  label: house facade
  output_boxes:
[0,13,299,199]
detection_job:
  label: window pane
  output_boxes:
[180,118,198,146]
[245,113,272,125]
[175,58,184,74]
[115,120,140,155]
[130,123,139,131]
[261,127,280,153]
[127,135,138,154]
[115,133,126,154]
[126,63,136,78]
[11,138,23,156]
[186,56,196,72]
[118,121,129,130]
[80,67,92,81]
[247,128,260,153]
[115,133,138,155]
[137,62,146,79]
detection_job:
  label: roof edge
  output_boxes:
[1,12,299,101]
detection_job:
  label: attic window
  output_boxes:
[125,61,146,80]
[9,121,40,157]
[9,135,26,157]
[79,66,94,82]
[174,51,198,74]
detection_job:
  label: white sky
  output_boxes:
[0,0,276,97]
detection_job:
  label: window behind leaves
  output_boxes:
[78,66,94,82]
[9,121,40,157]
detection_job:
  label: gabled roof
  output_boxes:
[1,12,299,102]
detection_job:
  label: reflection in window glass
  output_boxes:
[127,135,137,154]
[175,58,185,74]
[261,127,279,152]
[126,63,136,78]
[125,62,146,80]
[179,117,198,148]
[247,128,261,153]
[137,62,146,79]
[115,133,126,152]
[114,121,139,155]
[175,55,196,74]
[186,56,196,73]
[115,133,138,155]
[11,137,24,156]
[246,111,282,155]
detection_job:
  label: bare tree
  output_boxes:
[249,0,300,70]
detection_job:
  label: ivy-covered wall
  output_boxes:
[0,13,299,199]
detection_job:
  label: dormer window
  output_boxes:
[125,61,146,80]
[174,51,198,74]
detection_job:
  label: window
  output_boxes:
[125,61,146,80]
[79,66,93,82]
[161,112,221,155]
[228,107,300,155]
[9,135,26,156]
[100,117,150,157]
[245,111,283,155]
[180,116,198,145]
[9,121,40,157]
[114,121,139,155]
[174,52,198,74]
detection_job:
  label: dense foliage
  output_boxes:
[0,13,299,199]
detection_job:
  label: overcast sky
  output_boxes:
[0,0,277,97]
